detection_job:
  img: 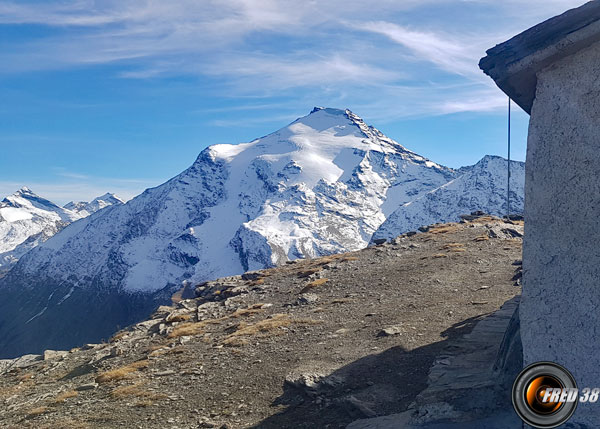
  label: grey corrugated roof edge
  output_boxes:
[479,1,600,115]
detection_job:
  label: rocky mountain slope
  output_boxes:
[0,216,523,428]
[372,155,525,242]
[0,189,122,273]
[0,107,461,357]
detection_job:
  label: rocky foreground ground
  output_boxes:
[0,216,523,429]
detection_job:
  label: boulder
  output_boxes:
[43,350,68,361]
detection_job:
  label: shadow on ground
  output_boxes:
[253,313,493,429]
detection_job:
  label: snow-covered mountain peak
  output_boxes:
[204,108,453,194]
[0,188,81,261]
[6,108,457,294]
[64,193,124,217]
[15,186,32,195]
[2,188,72,221]
[461,154,507,171]
[0,190,124,271]
[86,193,125,213]
[94,192,124,203]
[6,187,44,204]
[297,108,448,170]
[292,107,387,145]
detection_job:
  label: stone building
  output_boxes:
[480,1,600,426]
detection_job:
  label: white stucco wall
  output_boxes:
[522,40,600,426]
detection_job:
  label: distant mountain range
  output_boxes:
[0,188,123,273]
[0,107,524,357]
[64,193,125,218]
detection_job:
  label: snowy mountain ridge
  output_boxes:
[64,193,125,217]
[0,107,523,357]
[0,189,123,272]
[372,155,525,242]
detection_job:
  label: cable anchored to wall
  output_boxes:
[507,96,511,220]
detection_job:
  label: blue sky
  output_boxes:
[0,0,587,204]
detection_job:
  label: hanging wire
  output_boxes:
[507,96,511,220]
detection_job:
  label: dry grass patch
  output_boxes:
[110,331,129,342]
[17,372,34,382]
[250,278,265,286]
[300,278,328,293]
[166,313,192,323]
[432,253,448,258]
[147,341,170,357]
[53,390,78,404]
[165,346,187,355]
[168,303,268,339]
[505,238,522,247]
[168,322,205,338]
[474,234,490,242]
[441,243,463,249]
[314,255,340,265]
[148,342,168,352]
[230,303,268,318]
[312,253,353,266]
[95,360,149,383]
[428,224,460,234]
[441,243,467,252]
[111,382,168,402]
[27,406,50,417]
[167,317,223,338]
[329,298,354,304]
[39,418,91,429]
[223,314,292,346]
[148,348,169,358]
[221,314,320,347]
[469,216,497,224]
[170,286,185,304]
[111,383,145,398]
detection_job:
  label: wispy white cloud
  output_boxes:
[56,171,91,180]
[201,53,402,92]
[0,0,591,120]
[436,90,509,115]
[352,21,492,79]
